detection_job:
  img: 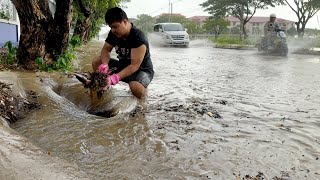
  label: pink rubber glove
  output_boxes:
[108,74,120,85]
[98,63,109,74]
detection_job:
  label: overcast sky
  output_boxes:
[123,0,320,29]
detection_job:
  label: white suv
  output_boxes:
[152,23,189,47]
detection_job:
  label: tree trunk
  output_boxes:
[242,23,247,39]
[47,0,73,58]
[10,0,73,70]
[73,17,91,44]
[72,0,92,44]
[297,22,306,38]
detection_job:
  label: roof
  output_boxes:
[189,16,210,22]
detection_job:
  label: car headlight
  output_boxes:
[185,35,189,39]
[166,35,170,39]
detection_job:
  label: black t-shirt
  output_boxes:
[105,24,154,75]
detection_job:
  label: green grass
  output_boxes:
[209,36,258,47]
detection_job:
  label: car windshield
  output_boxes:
[163,24,184,31]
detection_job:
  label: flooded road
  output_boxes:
[10,40,320,179]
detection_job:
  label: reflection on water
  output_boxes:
[9,40,320,179]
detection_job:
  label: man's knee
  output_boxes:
[129,81,146,99]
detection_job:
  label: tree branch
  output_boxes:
[76,0,91,17]
[285,0,298,15]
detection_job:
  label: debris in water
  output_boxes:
[75,71,109,99]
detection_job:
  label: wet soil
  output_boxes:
[7,40,320,179]
[0,81,41,124]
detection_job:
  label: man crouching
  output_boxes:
[92,7,154,99]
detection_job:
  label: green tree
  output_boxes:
[184,20,205,34]
[286,26,297,36]
[230,25,241,34]
[203,17,230,38]
[0,0,10,20]
[72,0,130,44]
[284,0,320,38]
[156,14,188,24]
[11,0,73,69]
[200,0,283,39]
[155,14,204,33]
[134,14,155,33]
[304,28,320,36]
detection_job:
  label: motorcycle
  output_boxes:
[257,29,288,56]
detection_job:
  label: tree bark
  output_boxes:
[73,18,91,44]
[47,0,73,58]
[10,0,73,70]
[72,0,92,44]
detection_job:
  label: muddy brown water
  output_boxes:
[6,40,320,179]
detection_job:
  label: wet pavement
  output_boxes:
[8,39,320,179]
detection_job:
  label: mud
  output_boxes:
[0,81,41,124]
[3,40,320,179]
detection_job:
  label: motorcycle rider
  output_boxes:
[264,13,279,35]
[262,13,280,47]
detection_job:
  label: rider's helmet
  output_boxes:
[270,13,276,18]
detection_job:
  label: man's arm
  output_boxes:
[100,42,113,64]
[117,44,147,80]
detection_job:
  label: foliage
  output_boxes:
[203,17,230,38]
[209,35,258,46]
[284,0,320,37]
[35,48,76,72]
[88,18,104,40]
[35,35,81,72]
[286,26,297,36]
[0,41,17,65]
[229,25,241,34]
[134,14,156,33]
[0,0,11,20]
[0,11,10,20]
[184,20,205,34]
[72,0,128,43]
[69,35,81,49]
[156,14,188,24]
[304,28,320,36]
[155,14,205,34]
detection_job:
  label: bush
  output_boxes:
[209,36,258,46]
[35,35,80,72]
[0,41,18,65]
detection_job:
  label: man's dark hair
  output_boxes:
[105,7,128,25]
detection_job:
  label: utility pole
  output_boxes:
[169,0,171,22]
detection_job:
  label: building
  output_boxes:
[188,15,296,35]
[0,0,19,47]
[189,16,210,27]
[0,0,56,47]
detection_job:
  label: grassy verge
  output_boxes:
[209,36,258,48]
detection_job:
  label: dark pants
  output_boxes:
[108,58,153,88]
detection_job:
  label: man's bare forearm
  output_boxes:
[100,50,111,64]
[117,64,139,80]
